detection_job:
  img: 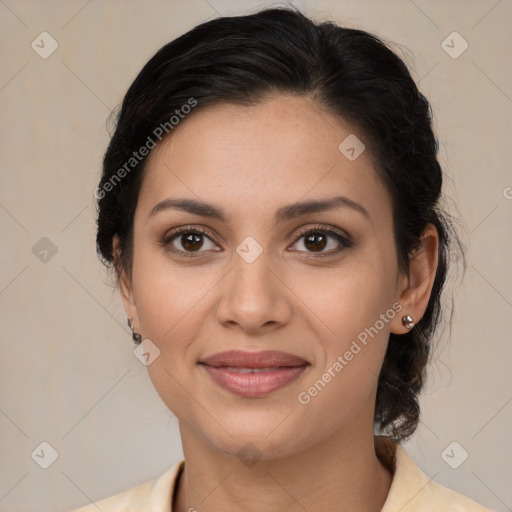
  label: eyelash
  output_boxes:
[159,224,353,259]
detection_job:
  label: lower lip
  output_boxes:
[201,365,308,398]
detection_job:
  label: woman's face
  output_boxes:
[122,95,409,459]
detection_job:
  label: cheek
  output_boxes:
[294,283,397,435]
[131,241,215,343]
[294,244,399,397]
[130,248,218,406]
[296,247,399,344]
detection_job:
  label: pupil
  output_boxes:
[182,233,203,251]
[305,233,326,252]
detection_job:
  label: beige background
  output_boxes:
[1,1,511,511]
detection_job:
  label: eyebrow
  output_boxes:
[148,195,369,223]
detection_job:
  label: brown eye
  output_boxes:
[303,232,328,252]
[161,226,218,257]
[291,227,352,257]
[180,233,205,252]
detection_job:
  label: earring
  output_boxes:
[127,318,142,344]
[401,314,415,330]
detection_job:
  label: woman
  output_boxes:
[74,7,494,512]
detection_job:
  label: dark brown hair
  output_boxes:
[96,7,460,441]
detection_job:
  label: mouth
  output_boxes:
[199,350,309,398]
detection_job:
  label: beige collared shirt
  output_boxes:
[71,442,494,511]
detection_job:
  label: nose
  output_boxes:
[215,246,293,334]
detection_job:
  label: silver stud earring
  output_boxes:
[127,318,142,344]
[401,314,415,330]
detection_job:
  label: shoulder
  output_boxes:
[69,460,184,512]
[381,441,495,512]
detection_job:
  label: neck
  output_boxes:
[173,425,394,512]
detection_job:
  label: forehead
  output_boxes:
[137,95,391,226]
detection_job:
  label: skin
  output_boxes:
[116,94,439,512]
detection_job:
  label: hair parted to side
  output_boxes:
[96,6,462,442]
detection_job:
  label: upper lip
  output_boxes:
[200,350,308,368]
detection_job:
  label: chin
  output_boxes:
[200,416,312,463]
[214,436,293,463]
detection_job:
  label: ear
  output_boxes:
[113,235,140,332]
[390,224,439,334]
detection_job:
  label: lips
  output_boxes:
[200,350,308,368]
[199,350,309,398]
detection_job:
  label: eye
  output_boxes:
[160,226,219,257]
[289,225,352,257]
